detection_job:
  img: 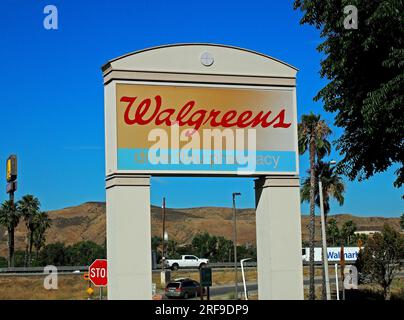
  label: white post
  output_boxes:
[241,258,252,300]
[106,174,152,299]
[335,263,339,300]
[255,176,304,300]
[319,180,331,300]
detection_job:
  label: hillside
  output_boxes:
[0,202,401,256]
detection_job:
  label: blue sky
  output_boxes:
[0,0,402,216]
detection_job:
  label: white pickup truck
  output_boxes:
[164,255,209,270]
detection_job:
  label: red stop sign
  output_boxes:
[89,259,108,287]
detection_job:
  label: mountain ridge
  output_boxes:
[0,201,401,256]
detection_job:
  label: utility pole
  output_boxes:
[232,192,241,300]
[161,197,166,271]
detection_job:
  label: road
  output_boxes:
[209,277,330,297]
[161,276,340,299]
[203,271,404,298]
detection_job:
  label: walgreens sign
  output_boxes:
[114,83,298,176]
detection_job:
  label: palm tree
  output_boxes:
[301,161,345,301]
[298,112,331,300]
[32,211,51,262]
[301,161,345,220]
[0,200,20,267]
[17,195,40,267]
[326,218,340,246]
[341,220,357,246]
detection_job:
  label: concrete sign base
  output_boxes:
[106,174,152,300]
[255,176,304,300]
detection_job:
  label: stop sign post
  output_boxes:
[89,259,108,287]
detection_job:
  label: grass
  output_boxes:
[304,276,404,300]
[1,267,402,300]
[0,269,257,300]
[0,274,96,300]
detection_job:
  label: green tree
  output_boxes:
[236,244,257,261]
[400,213,404,230]
[39,242,69,266]
[341,220,357,245]
[17,195,41,267]
[298,112,332,300]
[0,256,8,268]
[13,250,28,267]
[294,0,404,192]
[215,236,234,262]
[151,236,162,262]
[301,161,345,220]
[166,239,179,258]
[32,211,51,261]
[66,241,106,266]
[176,244,194,257]
[151,236,162,251]
[326,218,340,246]
[0,200,20,267]
[191,232,218,258]
[362,225,404,300]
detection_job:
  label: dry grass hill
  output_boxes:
[0,202,401,256]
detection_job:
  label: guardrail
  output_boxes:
[0,266,88,274]
[1,260,402,274]
[0,262,315,273]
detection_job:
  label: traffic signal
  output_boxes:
[6,155,17,182]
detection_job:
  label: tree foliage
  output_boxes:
[294,0,404,192]
[32,211,51,259]
[326,219,364,246]
[362,225,404,299]
[301,161,345,217]
[341,220,357,245]
[326,218,340,246]
[38,241,106,266]
[39,242,69,266]
[0,200,20,267]
[17,195,41,266]
[159,232,255,263]
[0,201,20,230]
[67,241,106,266]
[191,232,218,258]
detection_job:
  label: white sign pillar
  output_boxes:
[255,176,304,300]
[106,174,152,300]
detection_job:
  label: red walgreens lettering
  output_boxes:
[121,95,291,131]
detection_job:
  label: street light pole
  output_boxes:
[232,192,241,300]
[241,258,252,300]
[319,178,331,300]
[319,160,336,300]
